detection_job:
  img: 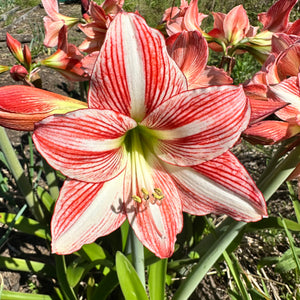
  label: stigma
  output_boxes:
[132,187,164,206]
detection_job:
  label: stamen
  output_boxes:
[156,200,162,206]
[141,187,149,200]
[152,187,164,201]
[132,195,142,203]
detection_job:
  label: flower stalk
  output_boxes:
[130,229,146,288]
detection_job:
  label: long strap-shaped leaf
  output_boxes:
[0,127,44,221]
[116,252,148,300]
[0,290,53,300]
[173,220,246,300]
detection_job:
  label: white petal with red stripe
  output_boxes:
[33,109,136,182]
[165,151,267,222]
[141,85,250,166]
[269,77,300,111]
[51,174,127,254]
[88,12,187,120]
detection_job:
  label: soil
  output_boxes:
[0,3,298,300]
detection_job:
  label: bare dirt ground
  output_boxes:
[0,3,298,299]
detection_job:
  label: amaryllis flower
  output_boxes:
[10,65,28,82]
[258,0,298,33]
[40,26,89,81]
[0,13,266,258]
[78,0,124,53]
[207,5,260,54]
[243,35,300,144]
[6,33,24,63]
[166,30,233,88]
[0,65,9,74]
[42,0,80,47]
[162,0,208,38]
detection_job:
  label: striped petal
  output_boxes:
[124,151,183,258]
[269,77,300,115]
[88,12,187,121]
[249,99,287,124]
[188,66,233,89]
[51,175,127,254]
[33,109,136,182]
[183,0,207,32]
[243,120,300,144]
[276,43,300,79]
[165,151,267,222]
[166,30,209,88]
[224,5,249,45]
[258,0,298,32]
[141,85,250,166]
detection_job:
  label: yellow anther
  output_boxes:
[154,188,163,196]
[152,193,164,201]
[141,188,149,200]
[132,195,142,203]
[152,188,164,201]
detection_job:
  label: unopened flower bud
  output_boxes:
[10,65,28,81]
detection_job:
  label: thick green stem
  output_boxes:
[0,127,44,221]
[130,229,146,288]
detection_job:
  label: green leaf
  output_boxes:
[0,212,50,240]
[257,256,281,269]
[275,248,300,273]
[80,243,107,261]
[36,186,55,213]
[0,256,55,277]
[246,217,300,232]
[115,252,148,300]
[148,259,167,300]
[173,221,246,300]
[55,255,77,300]
[90,271,119,300]
[0,150,9,168]
[281,216,300,273]
[66,259,87,288]
[120,220,130,252]
[77,243,113,269]
[0,290,53,299]
[0,205,27,248]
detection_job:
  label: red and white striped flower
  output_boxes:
[0,13,266,258]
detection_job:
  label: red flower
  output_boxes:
[0,13,266,258]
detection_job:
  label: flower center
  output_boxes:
[126,126,164,206]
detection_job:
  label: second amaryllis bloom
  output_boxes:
[0,12,267,258]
